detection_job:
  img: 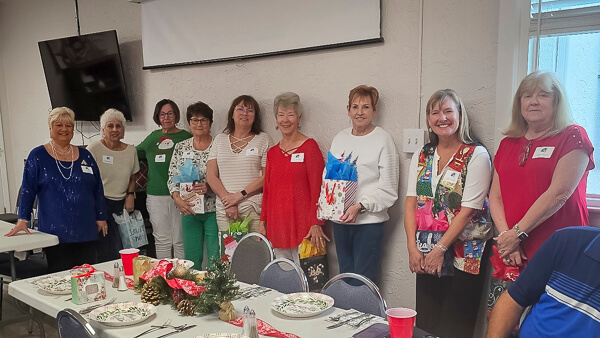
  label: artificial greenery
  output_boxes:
[193,258,239,314]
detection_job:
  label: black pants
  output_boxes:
[45,241,98,273]
[415,245,490,338]
[97,198,125,263]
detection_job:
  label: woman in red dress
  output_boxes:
[488,71,595,310]
[259,92,327,264]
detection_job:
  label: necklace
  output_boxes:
[50,140,72,155]
[49,141,74,180]
[229,134,254,154]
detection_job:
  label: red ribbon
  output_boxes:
[490,246,524,282]
[228,316,300,338]
[71,264,96,278]
[140,260,206,296]
[325,183,336,204]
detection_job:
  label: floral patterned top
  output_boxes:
[167,137,216,213]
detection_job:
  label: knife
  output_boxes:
[156,324,196,338]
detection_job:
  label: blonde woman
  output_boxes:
[5,107,107,273]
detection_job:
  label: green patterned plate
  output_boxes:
[271,292,334,318]
[31,275,71,295]
[88,302,156,326]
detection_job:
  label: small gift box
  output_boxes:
[180,182,205,214]
[71,267,107,305]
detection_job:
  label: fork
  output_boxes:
[326,313,370,329]
[349,314,375,329]
[79,297,117,315]
[329,310,359,322]
[133,319,172,338]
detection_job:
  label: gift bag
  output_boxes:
[416,230,455,276]
[180,182,205,214]
[317,179,358,221]
[219,217,251,262]
[299,239,329,291]
[113,209,149,249]
[317,152,358,221]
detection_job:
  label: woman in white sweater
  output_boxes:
[328,85,399,285]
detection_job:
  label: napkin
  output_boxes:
[228,316,300,338]
[353,323,391,338]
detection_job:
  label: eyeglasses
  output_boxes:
[235,106,255,114]
[159,112,175,119]
[519,139,532,167]
[190,118,210,125]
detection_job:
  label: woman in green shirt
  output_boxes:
[137,99,192,259]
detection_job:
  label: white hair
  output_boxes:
[100,108,126,130]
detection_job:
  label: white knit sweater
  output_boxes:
[328,126,399,224]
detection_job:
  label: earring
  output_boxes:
[275,125,279,130]
[428,127,432,132]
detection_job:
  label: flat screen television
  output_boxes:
[38,30,132,121]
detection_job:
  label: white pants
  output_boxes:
[274,247,300,266]
[146,195,184,259]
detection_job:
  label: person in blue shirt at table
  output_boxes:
[5,107,107,273]
[487,226,600,337]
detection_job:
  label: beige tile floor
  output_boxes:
[0,287,59,338]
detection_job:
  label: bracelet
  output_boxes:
[497,229,510,237]
[435,243,448,252]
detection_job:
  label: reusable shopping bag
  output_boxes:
[113,209,149,249]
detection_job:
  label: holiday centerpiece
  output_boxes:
[135,258,239,318]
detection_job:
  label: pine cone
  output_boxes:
[177,299,196,316]
[140,283,161,305]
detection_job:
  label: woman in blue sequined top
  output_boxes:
[5,107,107,273]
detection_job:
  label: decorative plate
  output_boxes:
[196,334,248,338]
[31,275,71,295]
[271,292,334,318]
[87,302,156,326]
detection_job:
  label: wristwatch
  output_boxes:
[359,202,367,214]
[513,224,528,241]
[240,190,248,198]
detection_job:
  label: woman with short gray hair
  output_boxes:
[88,108,140,262]
[259,92,326,264]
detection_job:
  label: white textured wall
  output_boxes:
[0,0,501,312]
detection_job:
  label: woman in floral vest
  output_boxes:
[403,89,493,338]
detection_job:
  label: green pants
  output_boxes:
[182,212,219,269]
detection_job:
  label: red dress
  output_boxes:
[260,139,325,249]
[494,125,595,260]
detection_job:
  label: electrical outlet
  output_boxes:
[403,129,425,153]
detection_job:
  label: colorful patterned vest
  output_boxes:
[415,143,492,274]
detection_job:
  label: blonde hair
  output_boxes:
[48,107,75,128]
[504,71,572,137]
[273,92,303,119]
[425,89,474,145]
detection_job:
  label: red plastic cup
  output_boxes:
[119,248,140,275]
[386,308,417,338]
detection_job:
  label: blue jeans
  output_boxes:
[333,222,384,285]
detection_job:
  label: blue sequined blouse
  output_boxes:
[18,146,107,243]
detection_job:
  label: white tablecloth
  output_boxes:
[9,260,375,337]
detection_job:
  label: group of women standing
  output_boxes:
[4,71,595,338]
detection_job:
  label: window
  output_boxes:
[528,0,600,203]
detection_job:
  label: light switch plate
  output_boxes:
[403,129,425,153]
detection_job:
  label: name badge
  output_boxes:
[81,166,93,174]
[155,154,166,163]
[246,148,258,156]
[183,151,194,158]
[532,146,555,159]
[441,169,460,185]
[291,153,304,163]
[102,155,113,164]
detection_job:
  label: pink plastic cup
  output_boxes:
[119,248,140,275]
[386,308,417,338]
